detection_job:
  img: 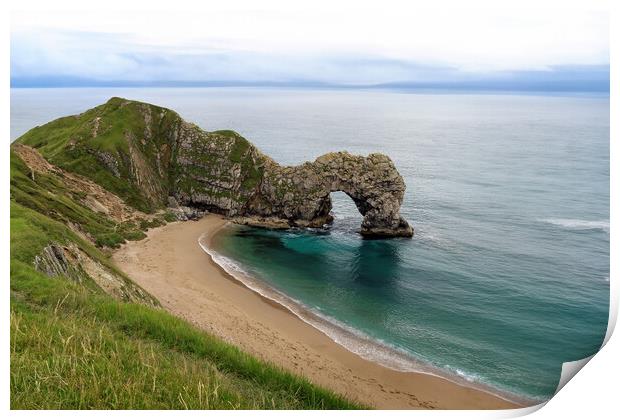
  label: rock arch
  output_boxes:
[238,152,414,238]
[13,98,413,238]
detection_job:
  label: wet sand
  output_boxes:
[112,214,522,410]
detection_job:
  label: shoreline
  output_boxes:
[202,223,534,406]
[112,215,524,409]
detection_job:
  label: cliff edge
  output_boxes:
[15,97,413,238]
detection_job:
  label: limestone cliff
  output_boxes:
[236,152,413,237]
[16,97,413,238]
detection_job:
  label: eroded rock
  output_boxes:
[236,152,414,237]
[33,242,158,305]
[172,128,413,237]
[18,98,413,238]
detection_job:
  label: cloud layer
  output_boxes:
[10,2,610,89]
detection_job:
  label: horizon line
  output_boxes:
[9,79,611,93]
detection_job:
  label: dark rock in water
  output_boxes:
[16,97,413,238]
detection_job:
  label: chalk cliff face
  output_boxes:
[17,97,413,238]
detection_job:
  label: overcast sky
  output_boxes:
[10,0,610,88]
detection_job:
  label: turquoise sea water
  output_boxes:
[11,88,609,403]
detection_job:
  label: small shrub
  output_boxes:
[95,232,125,248]
[123,230,147,241]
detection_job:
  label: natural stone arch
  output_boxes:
[237,152,414,238]
[13,98,412,238]
[322,190,363,228]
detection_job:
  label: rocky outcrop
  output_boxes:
[170,122,413,237]
[235,152,413,237]
[34,243,84,283]
[166,196,208,221]
[33,242,158,305]
[17,97,413,238]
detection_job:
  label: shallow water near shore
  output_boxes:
[11,87,610,402]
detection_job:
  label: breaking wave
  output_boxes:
[540,218,609,233]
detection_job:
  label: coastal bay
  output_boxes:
[112,215,518,410]
[11,89,609,407]
[9,3,611,412]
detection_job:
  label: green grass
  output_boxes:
[11,260,362,409]
[15,98,174,213]
[10,150,152,248]
[10,129,364,409]
[58,148,158,213]
[10,200,158,305]
[163,211,178,222]
[14,97,273,214]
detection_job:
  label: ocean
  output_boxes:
[11,87,610,403]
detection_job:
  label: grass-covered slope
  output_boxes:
[10,120,362,409]
[15,97,267,214]
[10,146,166,249]
[16,97,181,212]
[10,260,359,409]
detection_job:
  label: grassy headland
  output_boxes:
[9,100,362,409]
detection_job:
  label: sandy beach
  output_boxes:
[112,215,521,409]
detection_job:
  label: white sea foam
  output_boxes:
[452,367,481,383]
[540,218,610,233]
[197,226,536,406]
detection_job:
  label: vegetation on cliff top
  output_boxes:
[16,97,178,212]
[10,150,152,248]
[15,97,267,214]
[10,100,362,409]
